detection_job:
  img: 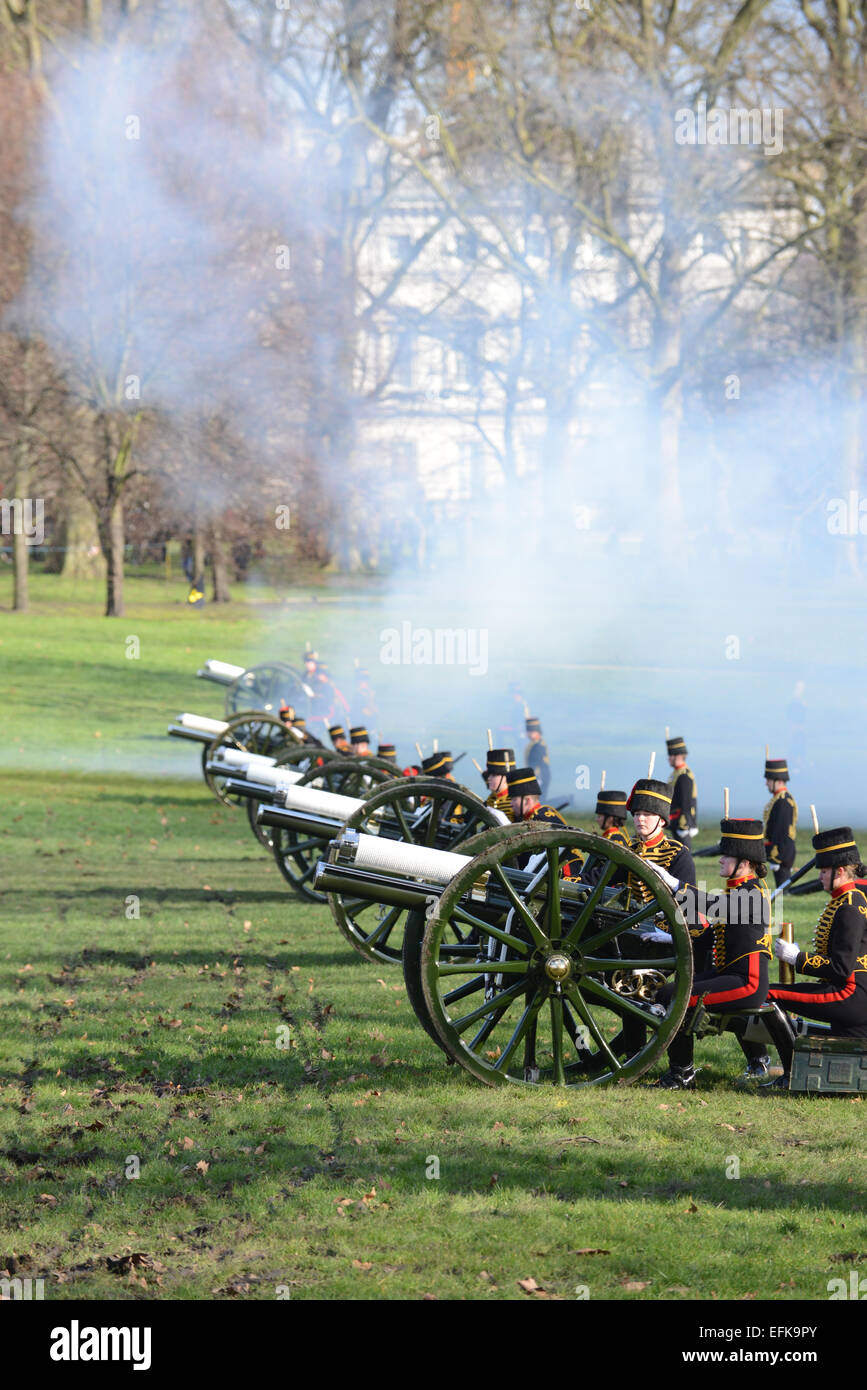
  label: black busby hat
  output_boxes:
[507,767,541,797]
[421,751,453,776]
[666,736,687,757]
[349,726,369,744]
[486,748,516,773]
[291,715,306,731]
[764,758,789,782]
[279,703,296,723]
[329,724,347,742]
[719,818,765,863]
[378,743,397,760]
[627,779,672,818]
[525,716,542,734]
[596,789,628,820]
[812,827,860,869]
[303,645,319,663]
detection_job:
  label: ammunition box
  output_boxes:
[790,1033,867,1094]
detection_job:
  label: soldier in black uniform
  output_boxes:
[328,724,351,755]
[279,705,324,749]
[648,818,772,1089]
[595,789,630,848]
[766,827,867,1086]
[506,768,582,875]
[524,717,551,800]
[607,780,698,1064]
[621,779,697,905]
[763,757,797,889]
[482,748,515,820]
[350,726,372,756]
[421,751,455,780]
[666,736,697,841]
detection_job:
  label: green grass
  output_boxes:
[1,579,865,1301]
[3,773,864,1301]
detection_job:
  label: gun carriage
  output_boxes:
[238,773,503,919]
[197,658,312,720]
[314,824,694,1087]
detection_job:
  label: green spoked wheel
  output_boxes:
[300,756,405,798]
[202,713,295,808]
[420,827,693,1088]
[402,821,514,1046]
[245,744,326,850]
[224,663,308,719]
[329,776,503,966]
[270,757,395,903]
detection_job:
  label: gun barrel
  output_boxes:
[224,777,295,805]
[175,712,230,736]
[197,659,246,684]
[258,805,344,835]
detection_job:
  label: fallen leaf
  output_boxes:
[352,1260,373,1271]
[183,1136,195,1150]
[572,1248,610,1256]
[621,1280,650,1292]
[195,1160,209,1174]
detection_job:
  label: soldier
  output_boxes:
[763,756,797,889]
[666,736,697,841]
[595,789,630,848]
[505,768,582,874]
[279,706,323,748]
[350,726,371,756]
[648,819,772,1090]
[621,779,697,907]
[482,748,516,820]
[355,663,378,729]
[377,742,399,767]
[606,779,698,1064]
[421,751,455,780]
[765,828,867,1088]
[524,716,551,800]
[328,724,351,755]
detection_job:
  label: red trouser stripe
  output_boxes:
[689,953,762,1009]
[768,976,857,1006]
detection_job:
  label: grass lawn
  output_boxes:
[1,577,865,1301]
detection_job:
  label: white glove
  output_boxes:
[774,937,800,964]
[645,860,679,892]
[639,928,673,944]
[688,827,699,838]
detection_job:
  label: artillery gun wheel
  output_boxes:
[402,821,515,1047]
[224,662,308,719]
[421,827,693,1088]
[301,755,405,798]
[245,744,325,850]
[269,757,394,903]
[202,713,294,808]
[329,777,502,966]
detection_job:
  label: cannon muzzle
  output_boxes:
[196,659,247,685]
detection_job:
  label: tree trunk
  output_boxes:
[210,526,231,602]
[57,484,105,578]
[12,447,29,611]
[192,513,206,582]
[100,495,125,617]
